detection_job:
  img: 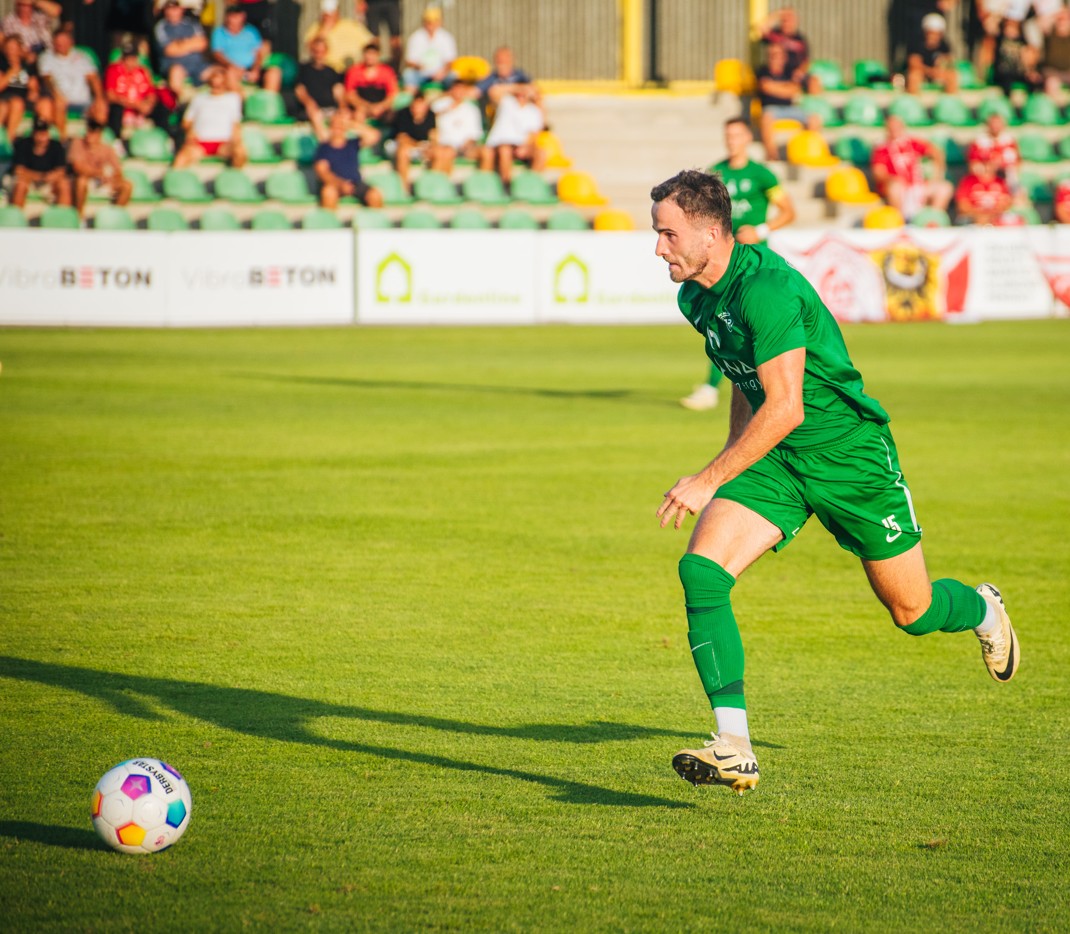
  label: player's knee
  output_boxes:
[678,553,734,605]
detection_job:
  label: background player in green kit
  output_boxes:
[681,119,796,412]
[651,169,1020,795]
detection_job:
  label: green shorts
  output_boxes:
[715,420,922,560]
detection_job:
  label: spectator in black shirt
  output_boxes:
[294,36,343,140]
[906,12,958,94]
[11,117,71,207]
[391,89,436,191]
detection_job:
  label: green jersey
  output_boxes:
[677,243,889,449]
[712,159,780,232]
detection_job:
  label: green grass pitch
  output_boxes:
[1,321,1068,932]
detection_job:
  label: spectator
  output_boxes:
[155,0,210,93]
[313,108,384,209]
[755,43,815,161]
[10,116,70,207]
[1,0,58,60]
[430,78,482,177]
[0,36,47,139]
[391,89,436,190]
[344,40,397,122]
[294,36,344,140]
[1054,177,1070,223]
[38,26,107,134]
[104,40,166,139]
[906,13,959,94]
[1042,6,1070,95]
[210,4,281,93]
[760,6,818,93]
[231,0,272,43]
[955,156,1014,225]
[62,0,110,71]
[302,0,371,72]
[967,110,1022,194]
[479,82,545,186]
[401,6,456,91]
[476,45,531,107]
[871,113,953,220]
[68,117,133,214]
[365,0,403,70]
[173,64,246,167]
[993,16,1043,96]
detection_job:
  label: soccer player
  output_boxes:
[681,118,796,412]
[651,170,1019,795]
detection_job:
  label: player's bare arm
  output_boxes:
[658,347,805,530]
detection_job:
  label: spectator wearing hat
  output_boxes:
[155,0,210,93]
[313,108,384,209]
[1,0,59,60]
[68,118,133,214]
[343,40,398,122]
[11,116,71,207]
[392,89,436,190]
[173,64,246,167]
[38,26,107,135]
[302,0,372,72]
[211,4,281,93]
[907,13,958,94]
[479,82,545,186]
[294,36,344,141]
[402,6,457,91]
[104,40,166,139]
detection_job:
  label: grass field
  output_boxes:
[1,321,1068,932]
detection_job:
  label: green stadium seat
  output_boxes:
[808,58,849,91]
[124,167,160,202]
[400,209,443,229]
[545,207,590,231]
[302,208,343,229]
[498,208,540,230]
[977,96,1020,125]
[40,205,81,229]
[509,171,559,205]
[281,131,318,165]
[264,52,298,89]
[163,169,211,203]
[462,170,510,206]
[887,95,932,127]
[413,170,463,205]
[352,208,393,229]
[359,146,384,167]
[843,94,884,128]
[799,95,842,128]
[241,126,281,164]
[931,95,977,127]
[0,205,28,227]
[832,135,873,166]
[244,89,294,124]
[214,168,264,203]
[1022,93,1063,126]
[909,206,951,227]
[251,209,293,230]
[853,59,893,89]
[368,170,413,206]
[75,44,101,69]
[953,59,985,90]
[1008,204,1042,224]
[146,207,188,231]
[449,208,492,229]
[0,126,11,159]
[199,207,242,231]
[930,133,967,166]
[390,91,414,111]
[1018,133,1058,163]
[128,127,173,161]
[265,169,317,204]
[1018,169,1053,203]
[92,205,135,230]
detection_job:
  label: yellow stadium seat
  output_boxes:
[593,210,635,231]
[557,170,608,206]
[713,59,756,95]
[825,166,881,205]
[786,130,839,168]
[452,55,491,83]
[863,205,905,229]
[535,130,572,168]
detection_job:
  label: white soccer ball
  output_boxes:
[91,758,192,854]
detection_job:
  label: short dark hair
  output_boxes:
[650,169,732,231]
[724,116,750,131]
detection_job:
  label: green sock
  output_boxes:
[678,554,745,709]
[707,363,723,388]
[901,578,986,635]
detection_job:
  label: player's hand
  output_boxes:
[735,225,760,244]
[657,473,717,530]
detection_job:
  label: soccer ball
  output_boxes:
[91,758,192,854]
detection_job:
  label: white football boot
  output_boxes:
[975,583,1020,683]
[672,732,759,795]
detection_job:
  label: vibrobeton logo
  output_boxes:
[376,252,412,303]
[553,254,589,303]
[60,267,153,288]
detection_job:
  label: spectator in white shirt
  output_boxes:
[37,26,106,136]
[429,79,482,174]
[173,65,247,167]
[401,6,457,90]
[479,83,546,185]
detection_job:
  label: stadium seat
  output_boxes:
[843,94,884,128]
[163,169,211,203]
[807,58,849,91]
[535,130,572,168]
[853,59,893,89]
[242,126,281,164]
[0,127,12,159]
[545,207,590,230]
[786,130,838,167]
[40,205,81,229]
[128,127,172,162]
[452,55,491,83]
[390,91,414,112]
[281,131,318,165]
[509,171,558,205]
[909,206,951,227]
[368,170,413,206]
[75,44,101,69]
[462,170,511,206]
[713,58,756,95]
[413,170,463,205]
[250,209,292,230]
[799,95,843,128]
[265,169,317,204]
[146,207,188,230]
[244,89,293,124]
[1018,169,1054,203]
[824,166,881,204]
[199,207,242,231]
[1022,93,1063,126]
[263,52,298,89]
[0,205,27,227]
[931,95,977,128]
[352,208,393,229]
[863,204,904,228]
[92,205,135,230]
[833,135,873,166]
[400,209,443,229]
[977,96,1020,125]
[359,146,385,167]
[450,208,492,229]
[953,59,985,90]
[214,168,264,203]
[302,208,343,229]
[1018,133,1058,163]
[930,133,967,166]
[497,208,540,230]
[557,170,608,206]
[125,167,160,202]
[887,95,932,127]
[593,209,635,231]
[1008,204,1042,224]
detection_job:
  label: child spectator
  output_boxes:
[173,64,246,167]
[68,117,133,215]
[344,40,397,122]
[392,90,436,190]
[155,0,210,91]
[906,13,958,94]
[430,79,483,176]
[479,82,546,186]
[10,116,70,207]
[402,6,456,91]
[294,36,344,141]
[313,109,384,209]
[210,4,281,93]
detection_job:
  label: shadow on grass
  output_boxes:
[0,656,692,810]
[0,821,104,851]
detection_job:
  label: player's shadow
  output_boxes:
[0,656,692,810]
[0,821,105,851]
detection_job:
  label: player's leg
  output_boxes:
[680,362,723,411]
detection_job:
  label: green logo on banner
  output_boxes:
[377,252,412,303]
[553,253,589,304]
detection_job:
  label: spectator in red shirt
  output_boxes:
[344,40,397,122]
[870,114,952,220]
[1054,179,1070,224]
[104,41,166,140]
[967,111,1021,195]
[955,157,1014,225]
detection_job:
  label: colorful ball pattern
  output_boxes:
[91,758,192,854]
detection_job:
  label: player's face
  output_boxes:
[725,122,751,159]
[652,199,714,284]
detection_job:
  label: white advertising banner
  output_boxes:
[534,232,681,324]
[355,229,537,325]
